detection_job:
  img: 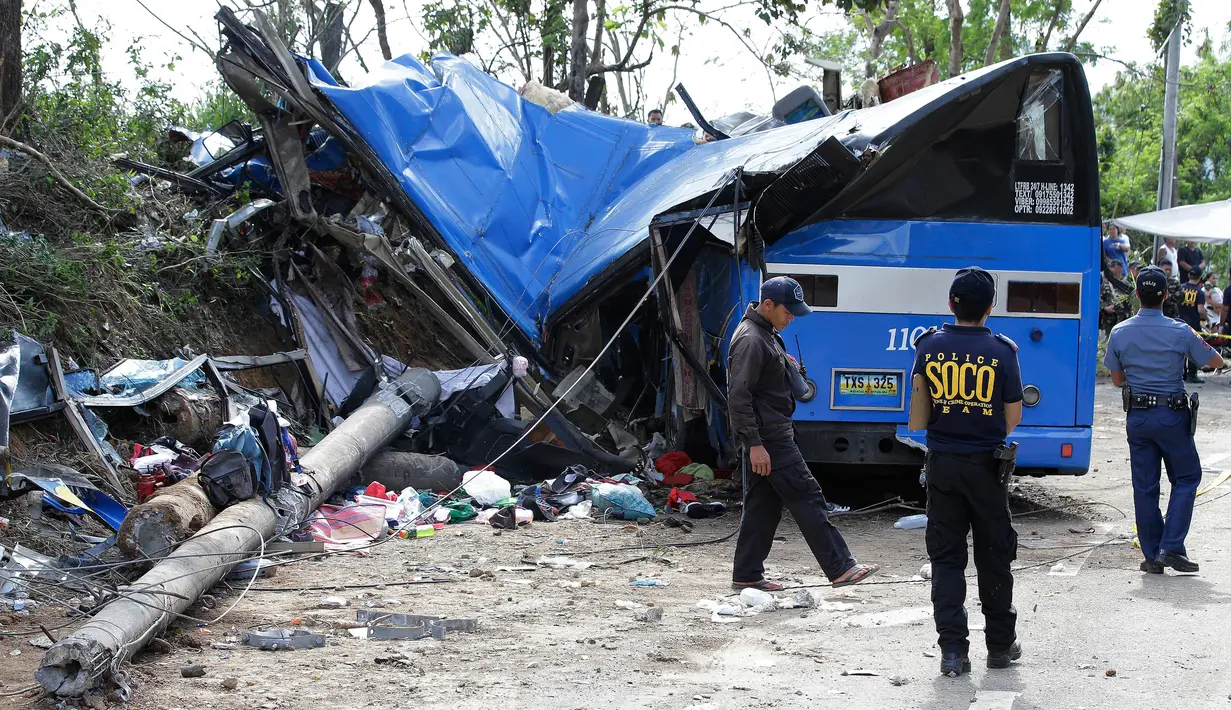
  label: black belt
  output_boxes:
[1128,392,1189,411]
[929,450,997,464]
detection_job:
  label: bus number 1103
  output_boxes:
[886,327,930,351]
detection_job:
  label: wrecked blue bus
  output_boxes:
[767,64,1099,476]
[214,9,1095,477]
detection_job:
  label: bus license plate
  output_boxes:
[838,372,900,397]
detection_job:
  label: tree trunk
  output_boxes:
[1038,0,1066,51]
[368,0,392,60]
[320,2,345,72]
[998,4,1013,61]
[582,0,606,109]
[1064,0,1104,52]
[946,0,963,77]
[541,0,566,85]
[861,1,899,80]
[0,0,20,128]
[984,0,1012,66]
[567,0,590,101]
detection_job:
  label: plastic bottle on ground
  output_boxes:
[894,514,928,530]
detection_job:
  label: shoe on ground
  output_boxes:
[987,641,1022,669]
[1157,551,1199,573]
[1140,560,1164,574]
[940,651,971,677]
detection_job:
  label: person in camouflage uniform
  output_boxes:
[1125,262,1142,315]
[1159,262,1183,319]
[1101,261,1134,334]
[1100,272,1118,335]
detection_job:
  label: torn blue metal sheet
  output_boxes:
[39,488,127,533]
[67,356,209,406]
[303,55,713,343]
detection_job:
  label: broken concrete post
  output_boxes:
[116,475,216,559]
[36,369,441,697]
[155,387,224,451]
[356,450,462,492]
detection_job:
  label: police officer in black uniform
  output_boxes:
[1177,267,1208,383]
[908,267,1023,678]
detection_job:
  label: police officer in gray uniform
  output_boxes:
[1104,266,1224,574]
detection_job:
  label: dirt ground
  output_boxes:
[9,376,1231,709]
[0,483,1126,710]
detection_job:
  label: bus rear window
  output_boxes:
[1016,70,1063,162]
[1006,280,1079,314]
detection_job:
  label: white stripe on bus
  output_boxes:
[765,263,1085,319]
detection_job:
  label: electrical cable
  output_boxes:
[1010,501,1129,520]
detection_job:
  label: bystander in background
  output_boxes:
[1103,225,1130,275]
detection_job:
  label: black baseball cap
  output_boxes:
[1136,265,1168,299]
[1189,267,1203,280]
[949,266,995,305]
[760,276,812,317]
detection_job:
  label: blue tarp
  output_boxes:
[303,54,850,344]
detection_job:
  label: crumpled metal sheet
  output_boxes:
[0,332,18,454]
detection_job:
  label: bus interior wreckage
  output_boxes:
[206,7,1096,476]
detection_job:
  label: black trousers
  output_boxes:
[1183,318,1201,379]
[733,457,855,582]
[925,451,1018,655]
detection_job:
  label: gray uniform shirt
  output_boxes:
[1104,308,1217,395]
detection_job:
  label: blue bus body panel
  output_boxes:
[769,220,1098,472]
[770,220,1093,272]
[894,425,1091,474]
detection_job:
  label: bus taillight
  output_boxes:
[1061,444,1073,458]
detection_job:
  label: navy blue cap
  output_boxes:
[761,276,812,317]
[1136,265,1168,299]
[949,266,995,305]
[1189,267,1204,280]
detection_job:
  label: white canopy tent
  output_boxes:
[1112,199,1231,244]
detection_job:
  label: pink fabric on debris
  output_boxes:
[306,503,389,549]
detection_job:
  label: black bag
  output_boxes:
[199,450,256,509]
[247,404,289,495]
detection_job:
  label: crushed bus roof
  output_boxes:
[213,8,1090,349]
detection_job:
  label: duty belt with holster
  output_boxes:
[1122,386,1200,435]
[994,441,1018,488]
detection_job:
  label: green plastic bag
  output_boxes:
[678,462,715,482]
[444,502,477,522]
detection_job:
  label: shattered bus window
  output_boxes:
[1016,69,1063,162]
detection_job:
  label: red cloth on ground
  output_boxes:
[655,451,692,476]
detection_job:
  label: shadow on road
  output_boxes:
[1130,574,1231,610]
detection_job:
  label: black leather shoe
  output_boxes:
[1140,560,1164,574]
[987,641,1022,669]
[940,652,971,677]
[1157,551,1199,573]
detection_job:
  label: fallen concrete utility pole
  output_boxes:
[36,369,441,697]
[358,450,463,492]
[116,475,216,560]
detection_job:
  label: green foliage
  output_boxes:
[1094,40,1231,269]
[0,2,269,362]
[776,0,1096,94]
[422,1,488,56]
[1148,0,1192,52]
[0,232,260,365]
[184,81,254,132]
